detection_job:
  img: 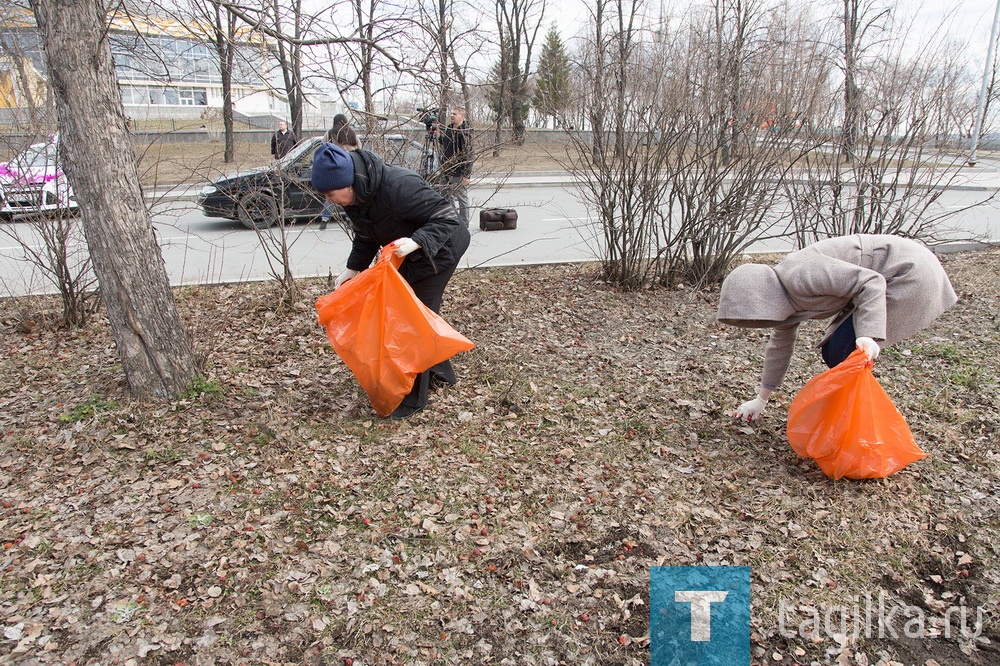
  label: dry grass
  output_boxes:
[134,134,571,188]
[0,248,997,665]
[1,132,571,189]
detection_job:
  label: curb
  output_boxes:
[144,172,576,202]
[145,169,1000,203]
[930,241,999,254]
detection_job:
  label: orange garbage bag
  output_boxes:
[786,349,928,480]
[315,246,474,417]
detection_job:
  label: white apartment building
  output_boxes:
[0,9,288,122]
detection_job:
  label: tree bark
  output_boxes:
[842,0,859,162]
[30,0,199,400]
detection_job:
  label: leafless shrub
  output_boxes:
[2,209,99,326]
[562,0,987,289]
[236,165,314,306]
[563,0,820,289]
[786,7,987,245]
[0,131,99,327]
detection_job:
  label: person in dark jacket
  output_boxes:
[435,107,473,227]
[311,142,472,419]
[270,120,297,160]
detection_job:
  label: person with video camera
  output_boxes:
[434,107,474,228]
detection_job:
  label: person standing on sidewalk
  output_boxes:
[435,107,473,228]
[311,142,471,419]
[270,120,297,160]
[717,234,957,423]
[319,114,359,230]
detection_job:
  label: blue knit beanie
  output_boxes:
[311,142,355,192]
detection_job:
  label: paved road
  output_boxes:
[1,172,997,297]
[149,178,601,289]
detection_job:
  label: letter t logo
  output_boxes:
[675,590,729,641]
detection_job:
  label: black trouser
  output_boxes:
[820,314,856,369]
[440,174,470,227]
[396,263,459,412]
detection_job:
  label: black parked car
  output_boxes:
[196,134,432,229]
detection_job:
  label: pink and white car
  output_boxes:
[0,136,78,220]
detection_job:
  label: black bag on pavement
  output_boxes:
[479,208,517,231]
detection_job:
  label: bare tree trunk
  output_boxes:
[450,53,473,119]
[494,7,511,157]
[842,0,859,161]
[270,0,306,134]
[494,0,544,146]
[612,1,631,160]
[716,0,751,166]
[357,0,376,114]
[222,72,235,162]
[434,0,450,110]
[30,0,199,400]
[590,0,608,166]
[213,2,238,163]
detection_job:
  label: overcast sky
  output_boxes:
[551,0,1000,68]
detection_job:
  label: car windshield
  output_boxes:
[277,136,322,169]
[363,134,428,171]
[13,142,58,171]
[269,133,429,181]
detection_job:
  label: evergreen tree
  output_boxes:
[532,25,571,128]
[486,58,505,121]
[486,46,530,146]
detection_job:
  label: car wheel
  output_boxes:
[238,192,279,229]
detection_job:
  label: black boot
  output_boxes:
[390,372,430,419]
[390,403,425,420]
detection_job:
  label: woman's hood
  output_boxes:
[717,263,797,327]
[349,149,385,204]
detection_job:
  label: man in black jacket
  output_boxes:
[312,142,471,419]
[435,107,473,227]
[270,121,297,160]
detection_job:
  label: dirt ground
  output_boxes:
[134,133,572,188]
[0,243,997,664]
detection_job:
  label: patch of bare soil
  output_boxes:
[136,138,273,189]
[135,135,570,188]
[0,249,997,665]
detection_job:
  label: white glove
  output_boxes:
[855,336,880,362]
[333,268,359,289]
[392,237,420,257]
[735,397,768,423]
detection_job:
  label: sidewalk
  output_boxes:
[145,164,1000,203]
[145,171,576,202]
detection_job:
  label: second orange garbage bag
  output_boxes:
[786,349,928,480]
[315,246,474,417]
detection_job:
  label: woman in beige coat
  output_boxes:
[717,234,958,422]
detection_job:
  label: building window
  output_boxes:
[121,85,208,106]
[123,86,150,104]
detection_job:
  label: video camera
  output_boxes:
[416,107,441,132]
